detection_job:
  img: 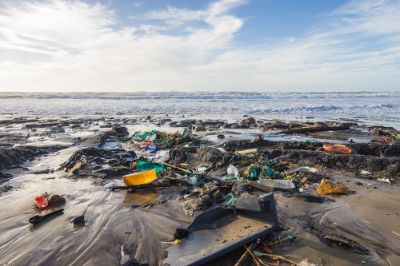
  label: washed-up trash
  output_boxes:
[133,130,158,141]
[323,144,352,154]
[251,135,262,143]
[264,166,282,179]
[134,160,165,174]
[227,164,239,177]
[104,181,119,189]
[123,169,157,186]
[225,193,236,207]
[34,195,49,209]
[316,179,348,195]
[237,148,258,155]
[247,181,273,193]
[165,193,278,265]
[186,173,202,185]
[258,179,295,191]
[286,166,318,174]
[188,176,199,185]
[68,159,87,174]
[377,177,391,184]
[222,175,243,183]
[244,164,260,180]
[359,170,371,177]
[196,166,208,174]
[195,125,207,132]
[144,144,157,153]
[101,141,121,149]
[29,209,64,226]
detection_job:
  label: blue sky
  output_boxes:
[0,0,399,91]
[112,0,349,41]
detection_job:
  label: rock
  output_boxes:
[72,215,85,227]
[195,125,206,132]
[241,116,256,126]
[369,128,389,136]
[48,194,66,207]
[111,126,129,138]
[382,143,400,157]
[169,120,196,127]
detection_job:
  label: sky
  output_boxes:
[0,0,399,92]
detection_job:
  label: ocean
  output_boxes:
[0,91,399,128]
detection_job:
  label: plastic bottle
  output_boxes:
[227,165,239,177]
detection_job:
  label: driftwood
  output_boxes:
[163,162,193,174]
[280,125,350,134]
[234,242,257,266]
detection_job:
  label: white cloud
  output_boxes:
[0,0,399,91]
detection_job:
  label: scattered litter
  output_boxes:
[7,117,398,265]
[258,179,295,191]
[34,194,49,209]
[134,160,165,174]
[104,181,119,189]
[317,179,348,195]
[227,164,239,177]
[144,144,157,154]
[323,144,352,154]
[237,148,258,155]
[377,177,391,184]
[123,169,157,186]
[196,166,208,174]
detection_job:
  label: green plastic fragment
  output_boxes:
[250,166,259,180]
[222,175,243,182]
[225,193,236,207]
[135,160,165,174]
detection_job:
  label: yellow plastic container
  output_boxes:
[236,148,258,155]
[123,169,157,186]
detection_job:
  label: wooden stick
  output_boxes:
[264,254,298,265]
[163,162,193,174]
[234,242,257,266]
[245,246,264,266]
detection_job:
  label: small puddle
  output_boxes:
[123,190,159,205]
